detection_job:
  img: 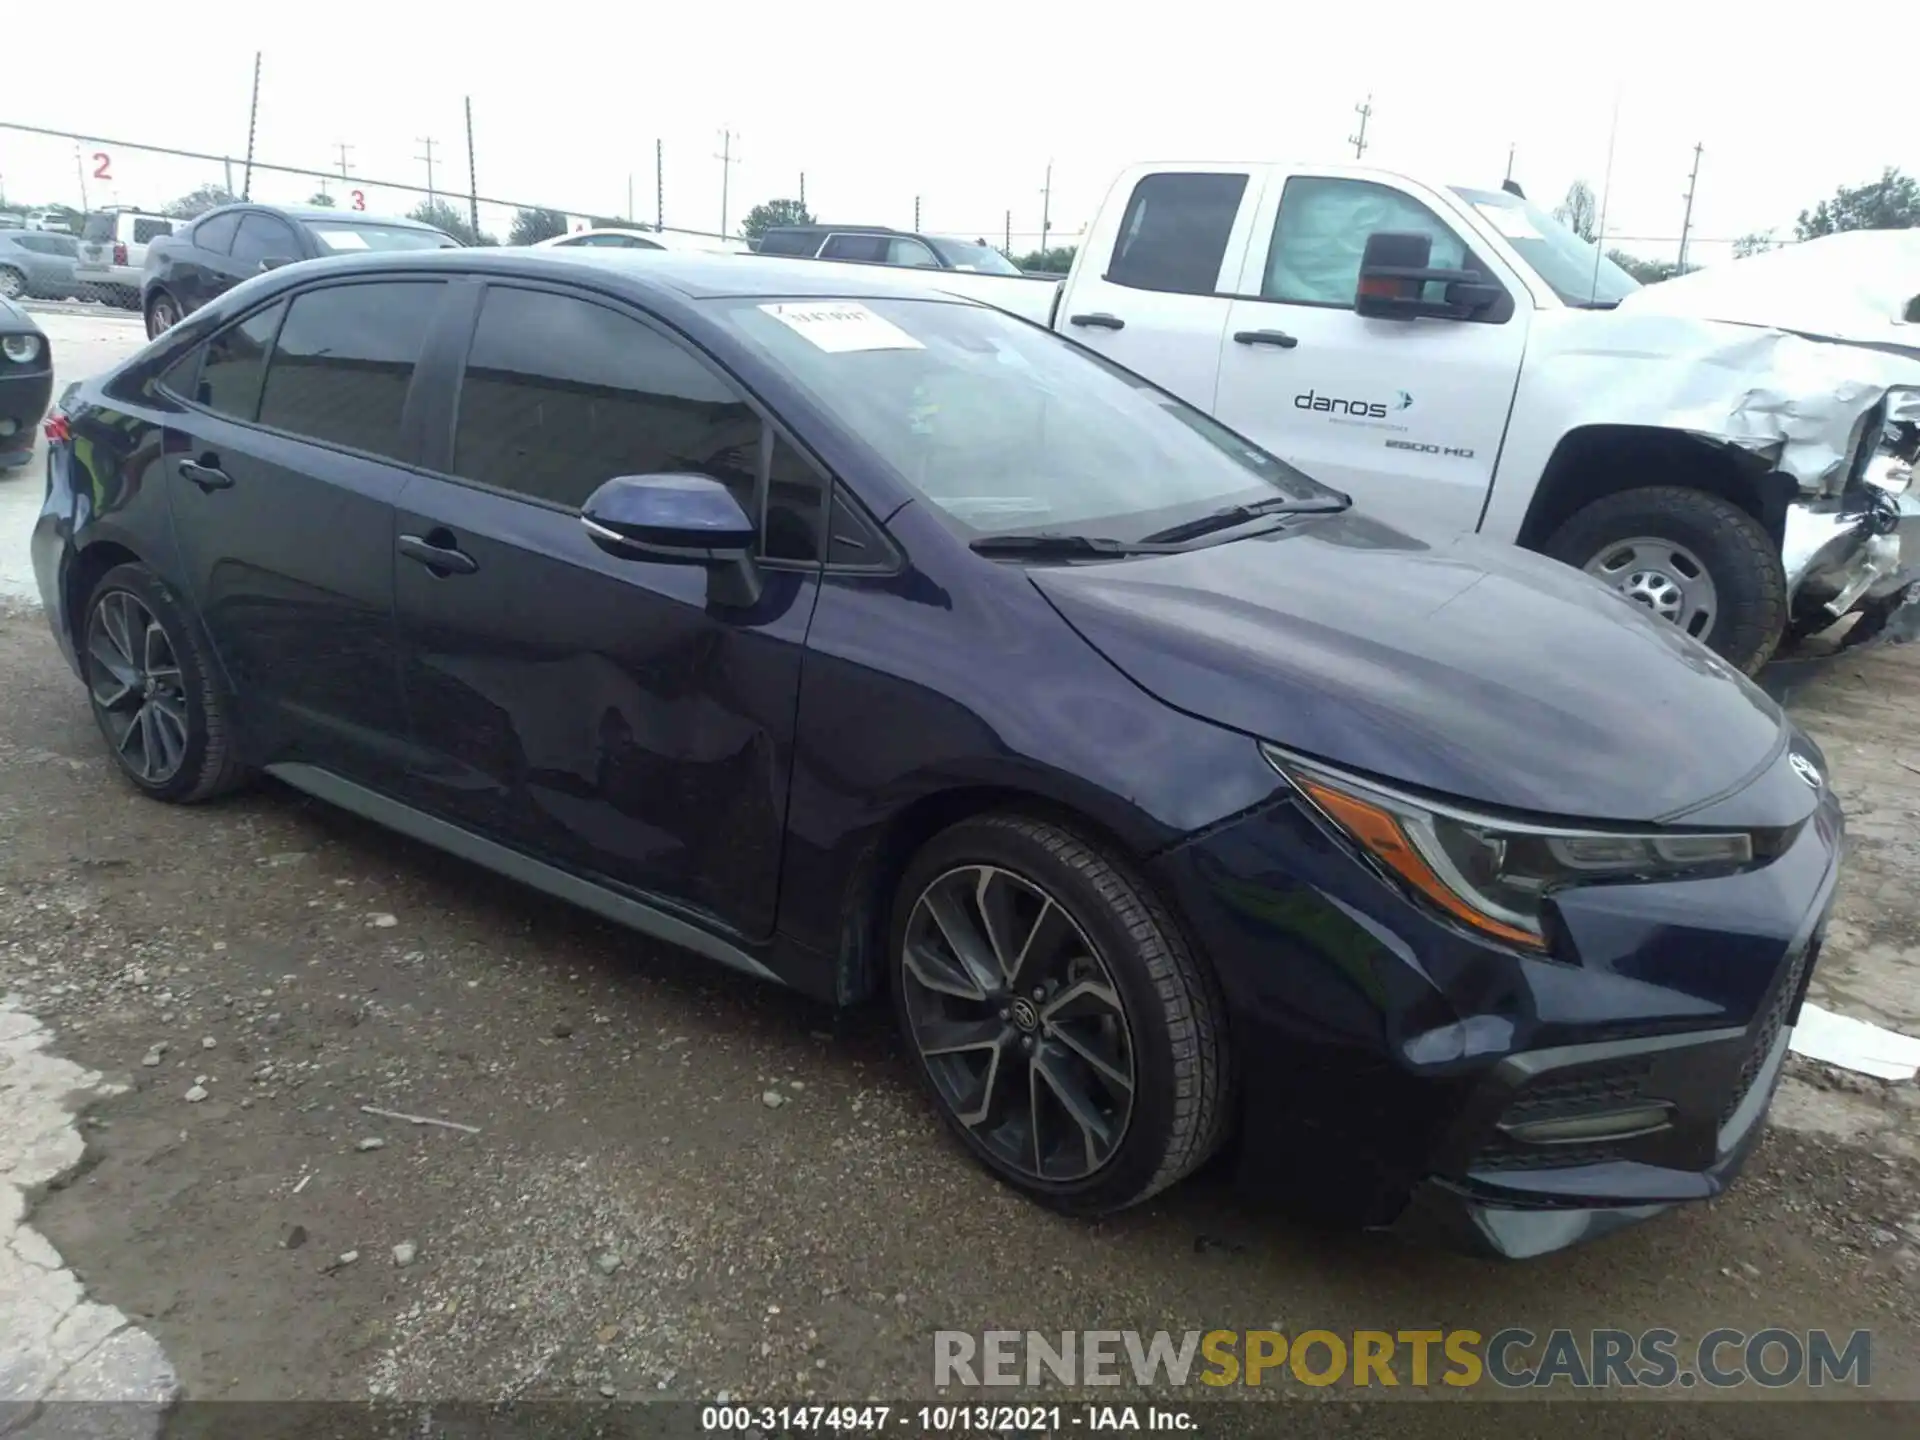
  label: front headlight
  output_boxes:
[1263,745,1755,952]
[2,333,43,364]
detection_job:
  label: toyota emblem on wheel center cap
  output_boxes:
[1790,754,1822,789]
[1009,997,1040,1032]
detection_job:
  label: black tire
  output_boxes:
[1544,485,1786,674]
[145,290,180,340]
[81,563,249,803]
[890,812,1231,1215]
[0,266,24,301]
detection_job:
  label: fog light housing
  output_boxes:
[1498,1103,1674,1145]
[0,418,17,438]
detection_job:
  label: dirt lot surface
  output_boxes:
[3,310,1920,1439]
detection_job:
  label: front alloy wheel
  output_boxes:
[146,293,179,339]
[892,814,1230,1215]
[901,864,1136,1183]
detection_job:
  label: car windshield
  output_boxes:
[715,296,1338,543]
[309,222,459,253]
[1451,188,1640,307]
[930,239,1023,276]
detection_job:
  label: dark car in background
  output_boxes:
[0,295,52,469]
[141,203,460,338]
[753,224,1025,275]
[35,248,1840,1258]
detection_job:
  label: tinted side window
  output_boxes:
[1106,172,1248,295]
[821,234,887,263]
[185,302,285,420]
[886,238,940,268]
[764,435,828,563]
[825,483,891,569]
[452,286,760,517]
[132,218,173,245]
[257,282,444,460]
[193,213,240,255]
[231,215,299,266]
[758,230,821,256]
[1264,176,1481,307]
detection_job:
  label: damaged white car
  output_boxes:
[770,163,1920,673]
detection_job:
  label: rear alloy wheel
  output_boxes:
[145,291,180,339]
[892,814,1230,1215]
[0,267,24,301]
[1545,485,1786,674]
[83,564,248,803]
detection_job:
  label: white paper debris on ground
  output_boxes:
[1790,1003,1920,1082]
[760,301,925,354]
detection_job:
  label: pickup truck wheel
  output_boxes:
[1545,486,1785,674]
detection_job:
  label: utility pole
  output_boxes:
[1040,162,1053,257]
[1349,93,1372,160]
[416,136,438,208]
[799,171,806,211]
[715,127,740,238]
[655,139,664,230]
[1004,209,1011,254]
[464,98,480,239]
[914,195,921,230]
[74,144,89,213]
[241,51,262,199]
[335,142,353,180]
[1676,142,1704,275]
[627,173,634,223]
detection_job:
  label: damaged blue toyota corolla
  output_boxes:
[32,248,1840,1258]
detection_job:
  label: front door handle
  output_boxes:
[1068,312,1126,330]
[1233,328,1299,349]
[177,458,233,491]
[398,533,479,577]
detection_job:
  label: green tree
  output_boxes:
[163,184,237,219]
[1796,167,1920,239]
[1014,245,1077,274]
[1554,180,1598,243]
[1607,249,1680,285]
[408,199,484,247]
[1731,231,1777,258]
[740,198,814,242]
[306,190,336,208]
[509,207,569,245]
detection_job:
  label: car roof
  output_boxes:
[270,246,984,304]
[195,202,444,231]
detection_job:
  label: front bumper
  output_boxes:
[1783,408,1920,647]
[73,263,141,288]
[0,359,53,467]
[1150,741,1842,1258]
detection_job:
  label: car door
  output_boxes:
[1046,168,1265,414]
[218,212,302,295]
[391,280,828,943]
[157,277,447,785]
[1211,172,1531,540]
[176,212,240,312]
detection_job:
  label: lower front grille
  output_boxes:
[1719,942,1816,1130]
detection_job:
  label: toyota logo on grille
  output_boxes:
[1790,754,1823,789]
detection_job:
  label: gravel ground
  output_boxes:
[3,310,1919,1438]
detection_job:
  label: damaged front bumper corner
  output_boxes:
[1782,409,1920,648]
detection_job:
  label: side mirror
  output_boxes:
[259,255,296,272]
[580,473,762,606]
[1355,231,1496,321]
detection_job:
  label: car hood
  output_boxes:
[1029,513,1790,824]
[0,294,35,330]
[1615,229,1920,355]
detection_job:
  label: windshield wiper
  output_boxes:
[969,533,1164,558]
[1139,495,1349,546]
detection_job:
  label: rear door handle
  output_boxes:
[1233,329,1299,349]
[177,458,233,491]
[1068,312,1125,330]
[398,533,479,576]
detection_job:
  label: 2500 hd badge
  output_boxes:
[1386,438,1476,458]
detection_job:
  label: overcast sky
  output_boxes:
[3,0,1912,266]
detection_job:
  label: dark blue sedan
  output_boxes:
[31,247,1841,1257]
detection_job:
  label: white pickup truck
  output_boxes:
[748,162,1920,673]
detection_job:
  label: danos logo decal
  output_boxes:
[1294,389,1414,420]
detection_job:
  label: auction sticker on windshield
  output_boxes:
[760,301,925,353]
[312,228,370,250]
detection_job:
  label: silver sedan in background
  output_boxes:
[0,229,82,301]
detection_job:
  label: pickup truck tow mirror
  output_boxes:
[1355,231,1497,321]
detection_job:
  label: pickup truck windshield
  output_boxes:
[717,296,1338,542]
[1451,188,1640,307]
[930,239,1023,276]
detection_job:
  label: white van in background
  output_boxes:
[75,208,176,308]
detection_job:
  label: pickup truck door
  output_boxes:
[1046,168,1265,413]
[1211,170,1529,541]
